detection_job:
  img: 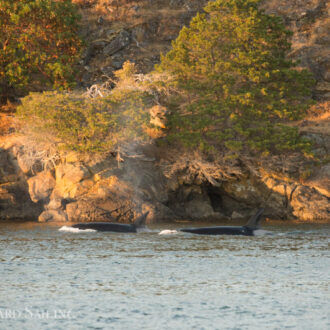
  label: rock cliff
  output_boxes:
[0,132,329,222]
[0,0,329,222]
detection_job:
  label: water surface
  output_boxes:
[0,222,329,329]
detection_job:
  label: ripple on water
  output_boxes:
[0,222,329,329]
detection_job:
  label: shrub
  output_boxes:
[17,89,151,153]
[0,0,83,103]
[17,63,153,153]
[156,0,315,155]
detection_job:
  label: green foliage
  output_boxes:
[17,88,151,153]
[114,61,138,84]
[156,0,315,155]
[0,0,83,102]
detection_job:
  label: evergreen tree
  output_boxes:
[157,0,315,155]
[0,0,83,103]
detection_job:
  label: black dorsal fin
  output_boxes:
[245,208,264,229]
[133,211,149,227]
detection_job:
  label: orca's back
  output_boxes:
[72,222,136,232]
[180,226,253,236]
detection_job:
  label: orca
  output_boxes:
[71,212,149,233]
[180,208,267,236]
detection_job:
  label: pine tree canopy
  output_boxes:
[0,0,82,103]
[157,0,315,155]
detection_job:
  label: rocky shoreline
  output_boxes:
[0,0,329,223]
[0,134,329,223]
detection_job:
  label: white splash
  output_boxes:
[59,226,96,233]
[136,227,152,233]
[253,229,274,236]
[158,230,178,235]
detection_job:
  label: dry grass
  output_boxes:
[0,100,17,113]
[72,0,97,7]
[143,126,165,139]
[0,98,19,135]
[305,101,330,121]
[74,0,155,25]
[74,0,198,40]
[0,100,17,135]
[0,113,14,136]
[13,135,60,173]
[298,101,330,135]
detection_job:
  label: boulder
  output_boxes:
[141,201,176,223]
[103,30,130,56]
[38,210,68,222]
[185,198,216,219]
[132,24,148,43]
[305,164,330,197]
[0,148,20,183]
[54,163,91,198]
[222,178,265,206]
[231,211,245,220]
[56,163,90,183]
[16,151,42,175]
[0,182,42,220]
[66,199,117,222]
[45,193,69,211]
[27,171,56,203]
[291,186,330,221]
[184,191,216,219]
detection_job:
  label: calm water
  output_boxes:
[0,221,329,330]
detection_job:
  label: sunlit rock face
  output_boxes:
[0,135,329,222]
[27,171,56,203]
[38,143,174,223]
[0,136,174,223]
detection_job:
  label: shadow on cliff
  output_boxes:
[0,148,43,221]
